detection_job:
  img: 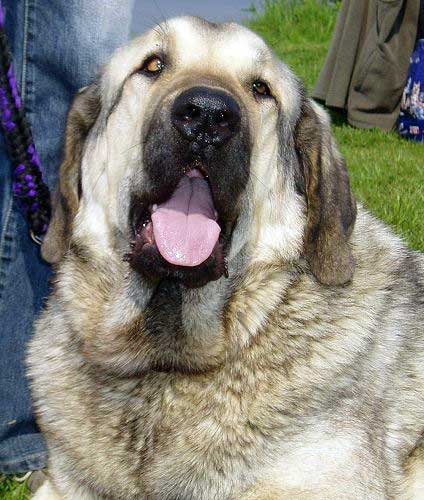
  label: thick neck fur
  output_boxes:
[32,209,424,498]
[57,239,299,378]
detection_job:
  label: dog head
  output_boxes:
[42,17,356,290]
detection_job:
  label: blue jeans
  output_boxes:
[0,0,134,474]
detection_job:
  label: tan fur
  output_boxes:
[28,17,424,500]
[41,85,101,263]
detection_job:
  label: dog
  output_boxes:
[28,16,424,499]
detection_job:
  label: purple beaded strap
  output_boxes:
[0,0,51,242]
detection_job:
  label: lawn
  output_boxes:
[0,476,30,500]
[1,1,423,498]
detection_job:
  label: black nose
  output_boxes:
[171,86,241,151]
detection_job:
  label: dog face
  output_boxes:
[38,17,358,375]
[42,16,355,293]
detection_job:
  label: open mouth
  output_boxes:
[126,163,229,288]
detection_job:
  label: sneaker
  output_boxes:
[14,469,48,495]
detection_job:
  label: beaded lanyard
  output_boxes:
[0,1,51,244]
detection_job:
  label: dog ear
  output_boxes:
[41,83,100,264]
[294,98,357,285]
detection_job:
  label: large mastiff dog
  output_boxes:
[28,17,424,500]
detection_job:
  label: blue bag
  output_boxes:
[398,39,424,142]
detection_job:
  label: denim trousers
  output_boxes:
[0,0,134,473]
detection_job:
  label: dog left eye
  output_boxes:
[252,80,271,97]
[140,56,165,76]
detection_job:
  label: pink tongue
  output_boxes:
[151,172,221,266]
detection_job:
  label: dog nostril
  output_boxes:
[216,111,229,128]
[179,104,201,122]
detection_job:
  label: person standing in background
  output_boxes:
[313,0,421,130]
[0,0,134,477]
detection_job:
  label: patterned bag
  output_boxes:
[398,39,424,142]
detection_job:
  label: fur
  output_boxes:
[28,17,424,499]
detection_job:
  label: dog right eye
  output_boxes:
[252,80,271,97]
[140,55,165,77]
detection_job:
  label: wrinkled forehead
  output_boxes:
[103,19,268,88]
[101,16,300,117]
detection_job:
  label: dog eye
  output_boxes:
[252,80,271,97]
[140,56,165,76]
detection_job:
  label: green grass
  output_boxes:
[1,2,423,498]
[0,476,29,500]
[247,0,340,88]
[248,0,424,251]
[333,124,423,250]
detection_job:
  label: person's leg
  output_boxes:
[0,0,135,474]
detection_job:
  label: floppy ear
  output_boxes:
[41,83,100,264]
[294,98,357,286]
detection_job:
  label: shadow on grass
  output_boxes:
[327,107,348,127]
[312,99,349,128]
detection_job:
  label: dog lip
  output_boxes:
[131,206,151,237]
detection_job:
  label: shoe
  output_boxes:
[14,469,48,495]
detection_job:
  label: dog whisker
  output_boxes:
[122,142,143,155]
